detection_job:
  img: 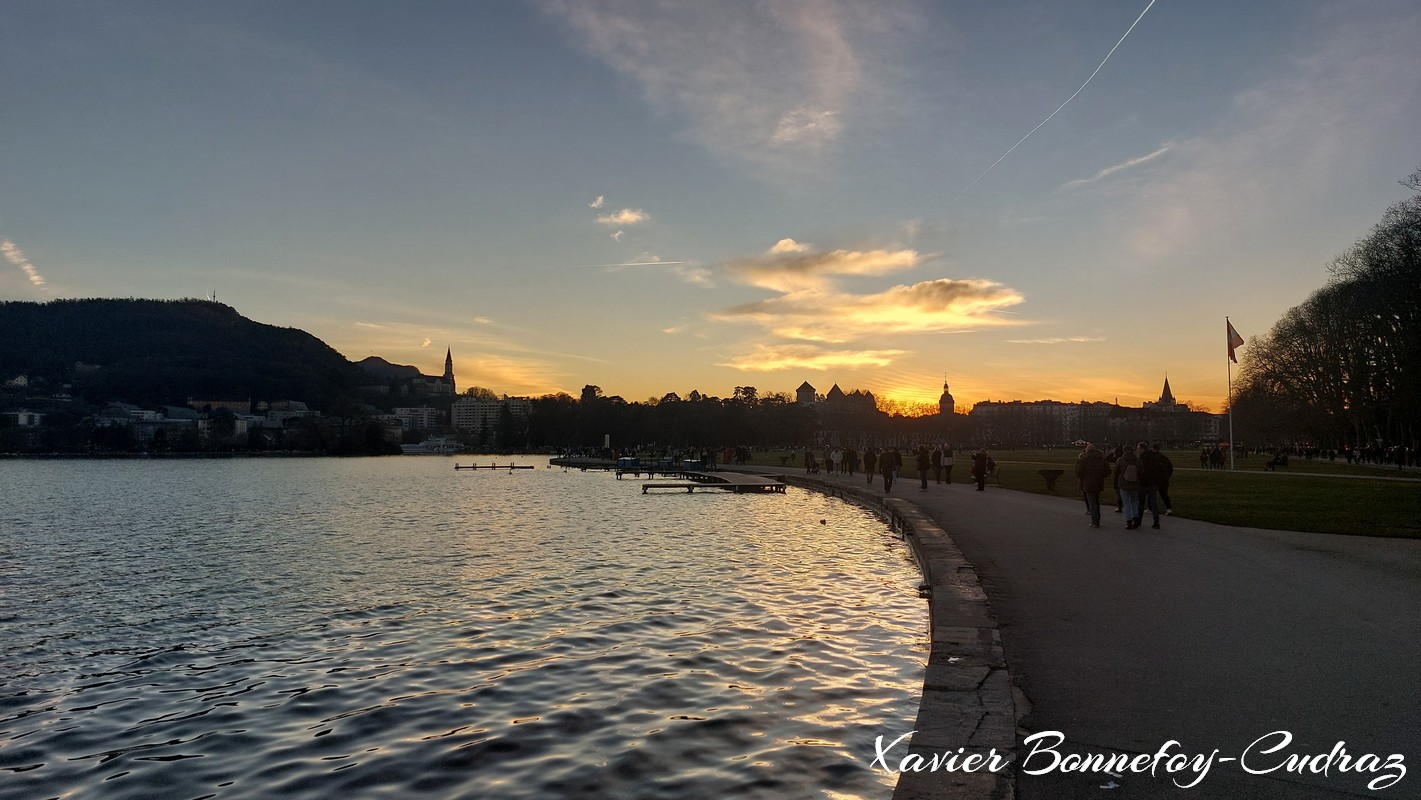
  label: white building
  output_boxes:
[392,406,441,430]
[451,396,530,434]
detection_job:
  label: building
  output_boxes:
[938,380,955,416]
[443,348,456,395]
[451,396,531,443]
[796,381,816,405]
[391,406,442,431]
[968,377,1226,447]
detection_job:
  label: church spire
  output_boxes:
[444,347,456,394]
[1159,375,1174,406]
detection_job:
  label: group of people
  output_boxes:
[807,444,1001,493]
[1075,442,1175,530]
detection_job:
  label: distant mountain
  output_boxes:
[0,298,370,409]
[357,355,425,381]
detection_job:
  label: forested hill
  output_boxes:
[0,299,369,408]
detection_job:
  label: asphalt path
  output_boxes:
[805,468,1421,799]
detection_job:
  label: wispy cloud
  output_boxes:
[421,338,432,348]
[610,230,624,241]
[1,239,47,288]
[537,0,916,176]
[718,343,906,372]
[589,195,605,209]
[1115,8,1421,264]
[1058,142,1174,191]
[597,208,650,226]
[1007,336,1106,345]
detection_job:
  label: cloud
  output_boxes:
[1114,8,1421,264]
[537,0,916,175]
[596,208,650,226]
[718,343,906,372]
[727,239,924,292]
[1,239,46,288]
[1006,336,1106,345]
[1058,142,1174,192]
[610,230,624,241]
[421,338,432,348]
[589,195,605,209]
[712,239,1024,351]
[716,278,1024,342]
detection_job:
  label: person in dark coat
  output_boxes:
[863,447,877,486]
[880,448,896,493]
[1137,441,1168,529]
[971,449,990,491]
[1151,442,1175,515]
[1074,443,1111,528]
[931,445,943,483]
[916,445,931,490]
[1115,447,1141,528]
[1107,445,1123,513]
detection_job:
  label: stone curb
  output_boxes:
[773,473,1017,800]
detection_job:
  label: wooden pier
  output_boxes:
[548,457,785,494]
[642,471,785,494]
[455,463,535,470]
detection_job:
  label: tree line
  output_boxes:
[1234,168,1420,448]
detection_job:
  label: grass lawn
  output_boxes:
[747,449,1421,538]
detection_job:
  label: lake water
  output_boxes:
[0,457,926,799]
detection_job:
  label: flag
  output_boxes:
[1227,319,1244,363]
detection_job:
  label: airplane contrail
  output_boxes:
[957,0,1158,199]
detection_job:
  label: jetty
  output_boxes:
[454,463,534,470]
[550,456,785,494]
[642,471,785,494]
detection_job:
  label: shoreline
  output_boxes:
[761,469,1019,800]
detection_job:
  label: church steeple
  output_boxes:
[1159,375,1175,406]
[444,347,456,395]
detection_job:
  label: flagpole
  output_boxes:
[1226,316,1235,470]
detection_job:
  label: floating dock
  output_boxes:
[548,457,785,494]
[642,471,785,494]
[455,463,535,470]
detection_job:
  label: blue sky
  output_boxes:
[3,0,1417,410]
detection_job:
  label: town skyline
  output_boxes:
[3,2,1418,411]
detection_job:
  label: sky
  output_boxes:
[2,0,1418,412]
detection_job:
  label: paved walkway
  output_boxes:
[786,467,1421,799]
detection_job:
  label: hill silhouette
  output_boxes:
[0,299,369,409]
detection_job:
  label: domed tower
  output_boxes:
[938,378,955,416]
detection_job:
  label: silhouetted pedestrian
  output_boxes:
[972,449,989,491]
[1075,443,1111,528]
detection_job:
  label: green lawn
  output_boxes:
[747,449,1421,538]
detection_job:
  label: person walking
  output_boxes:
[1075,444,1093,515]
[1115,446,1142,529]
[864,447,877,486]
[1151,443,1175,515]
[916,444,931,491]
[972,448,990,491]
[1107,445,1123,513]
[880,448,896,493]
[1074,443,1111,528]
[931,445,943,483]
[942,448,954,484]
[1137,441,1167,530]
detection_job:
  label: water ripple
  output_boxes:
[0,458,925,799]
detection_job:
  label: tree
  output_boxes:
[1235,167,1420,447]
